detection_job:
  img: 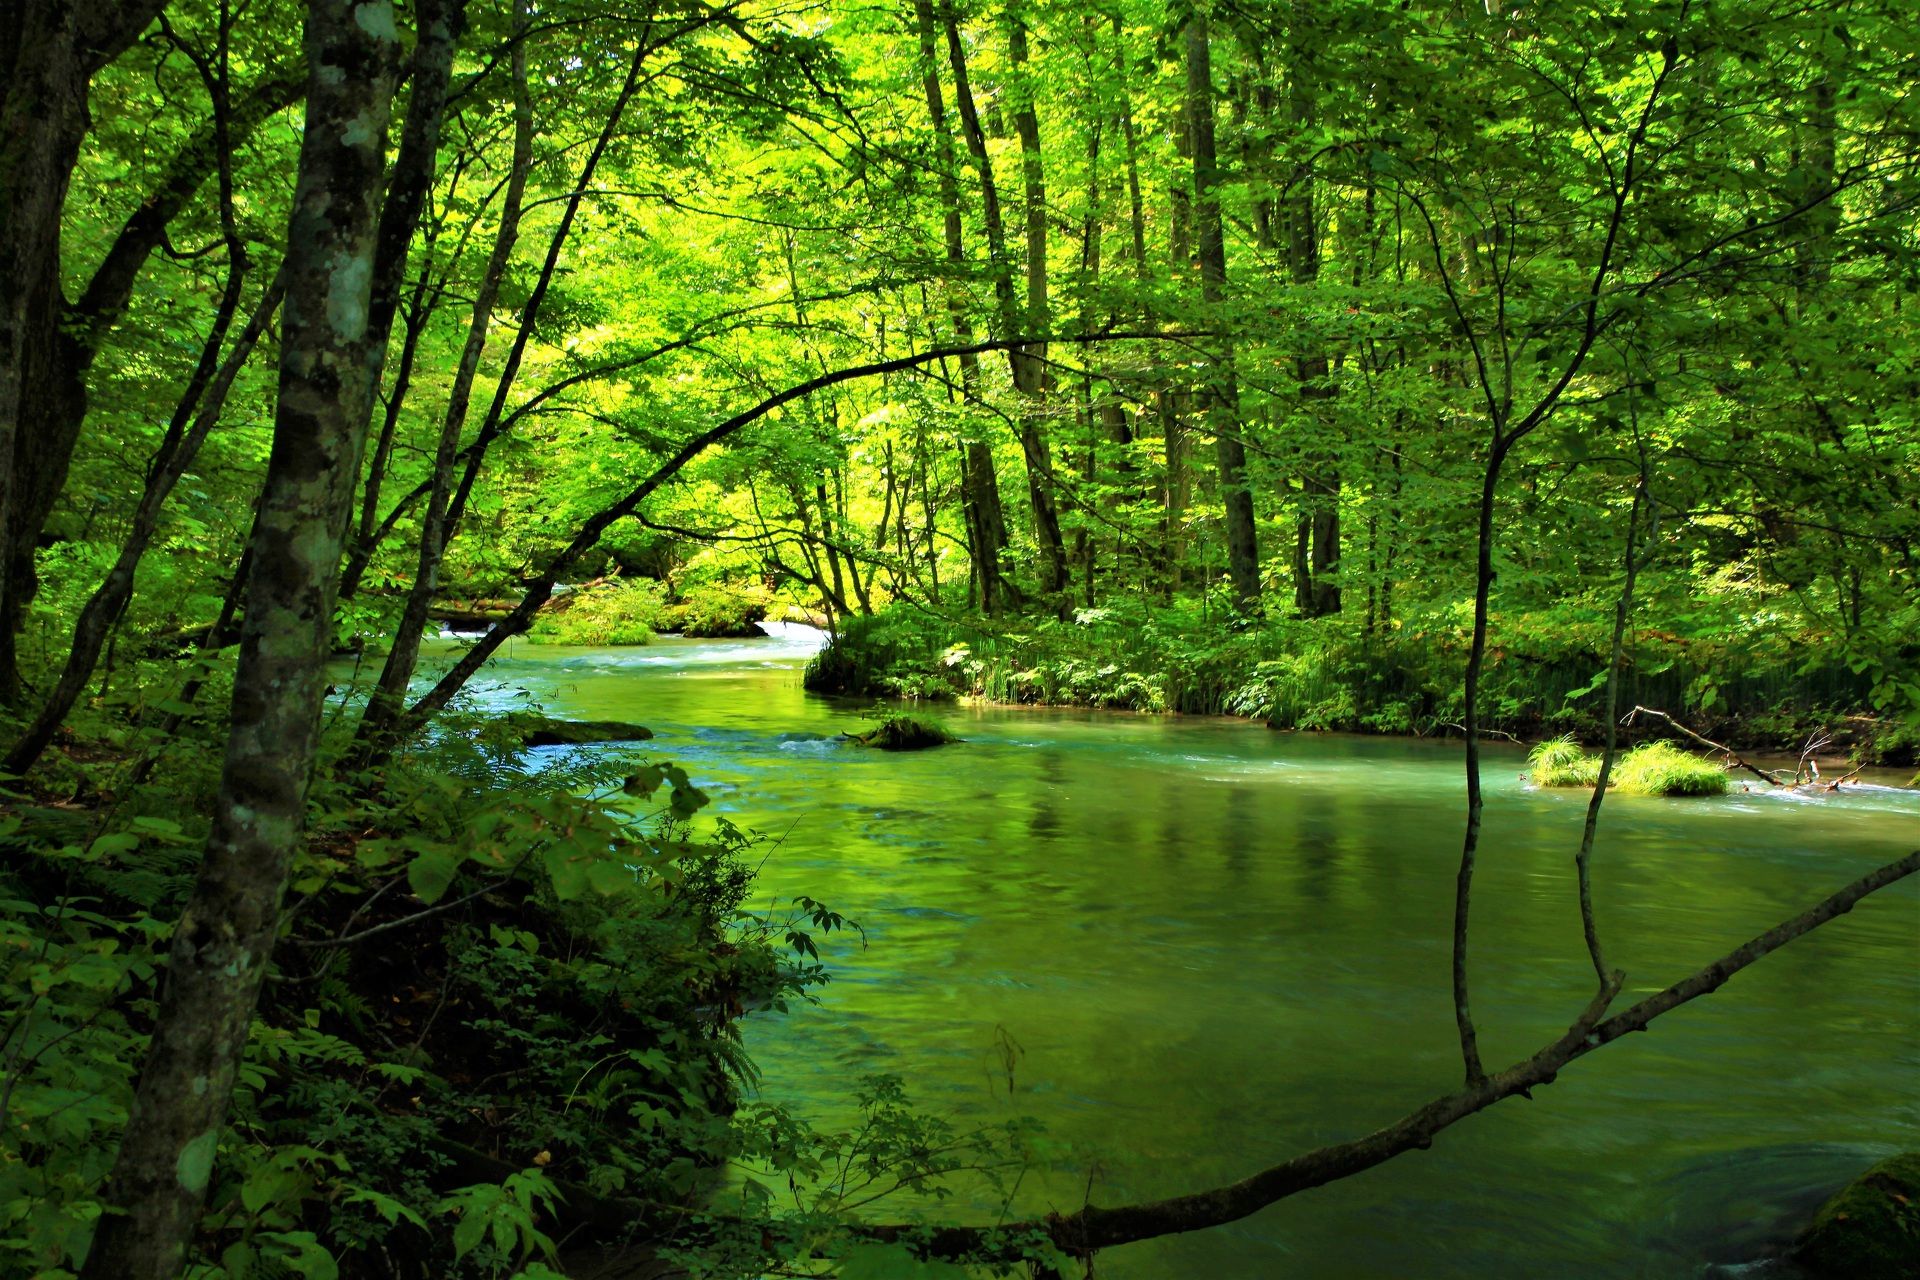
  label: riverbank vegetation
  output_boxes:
[1,0,1917,1272]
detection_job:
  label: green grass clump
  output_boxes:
[1614,741,1727,796]
[1528,734,1602,787]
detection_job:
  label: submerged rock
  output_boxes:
[848,716,959,751]
[1794,1152,1920,1279]
[521,717,654,747]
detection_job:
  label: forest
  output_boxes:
[0,0,1917,1274]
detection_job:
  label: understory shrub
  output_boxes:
[526,580,771,646]
[0,724,863,1277]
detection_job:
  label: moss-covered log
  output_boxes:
[521,716,656,747]
[848,716,960,750]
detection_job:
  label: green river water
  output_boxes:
[422,626,1917,1279]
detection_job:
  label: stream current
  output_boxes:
[413,625,1918,1279]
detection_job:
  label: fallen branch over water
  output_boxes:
[1622,706,1790,786]
[408,851,1917,1268]
[863,849,1920,1261]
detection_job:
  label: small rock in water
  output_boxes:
[848,716,959,751]
[522,717,654,747]
[1794,1152,1920,1279]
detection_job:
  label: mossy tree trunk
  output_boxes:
[76,1,400,1273]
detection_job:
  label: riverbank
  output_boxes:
[0,701,826,1276]
[801,602,1919,771]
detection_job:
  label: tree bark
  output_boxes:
[357,0,525,754]
[337,0,463,597]
[871,848,1920,1263]
[911,0,1006,614]
[391,339,1044,746]
[1185,14,1259,607]
[1284,26,1339,617]
[944,3,1066,599]
[0,0,166,698]
[76,0,399,1270]
[440,36,654,541]
[1005,10,1068,598]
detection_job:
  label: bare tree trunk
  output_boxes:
[0,0,167,699]
[357,0,527,754]
[1284,24,1339,617]
[1006,10,1068,598]
[1185,15,1259,607]
[945,2,1066,599]
[832,468,874,613]
[1113,14,1148,282]
[341,0,465,596]
[76,1,399,1271]
[441,36,655,540]
[912,0,1007,615]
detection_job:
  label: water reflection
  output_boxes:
[407,630,1919,1279]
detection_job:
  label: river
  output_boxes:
[419,625,1919,1278]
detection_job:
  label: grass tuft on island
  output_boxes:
[1528,734,1603,788]
[848,716,961,751]
[1613,741,1728,796]
[1528,737,1728,796]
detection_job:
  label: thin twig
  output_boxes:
[290,878,510,950]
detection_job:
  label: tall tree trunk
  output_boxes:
[1006,10,1067,602]
[1112,14,1148,283]
[945,2,1065,599]
[1285,27,1338,617]
[1185,14,1259,607]
[342,258,438,601]
[1006,9,1068,598]
[835,467,875,613]
[342,0,466,596]
[441,36,655,541]
[357,0,527,754]
[0,0,167,699]
[76,0,398,1273]
[911,0,1006,614]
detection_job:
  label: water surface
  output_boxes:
[417,627,1919,1278]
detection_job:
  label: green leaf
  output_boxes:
[406,849,461,904]
[837,1243,972,1279]
[84,833,140,861]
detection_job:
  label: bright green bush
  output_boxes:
[660,584,771,637]
[1614,741,1729,796]
[1529,734,1603,787]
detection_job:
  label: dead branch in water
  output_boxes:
[1622,706,1791,786]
